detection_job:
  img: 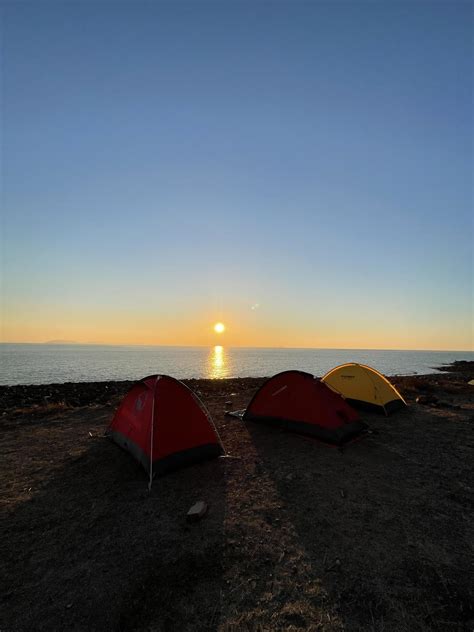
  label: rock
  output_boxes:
[416,395,438,405]
[225,401,232,407]
[187,501,208,522]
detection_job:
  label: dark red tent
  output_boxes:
[108,375,224,476]
[240,370,367,445]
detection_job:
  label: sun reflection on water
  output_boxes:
[207,345,228,379]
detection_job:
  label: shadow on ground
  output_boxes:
[246,405,473,631]
[1,407,227,632]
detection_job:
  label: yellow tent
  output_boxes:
[468,380,474,386]
[321,363,407,416]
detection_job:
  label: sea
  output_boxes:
[0,344,472,386]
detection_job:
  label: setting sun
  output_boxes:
[214,322,225,334]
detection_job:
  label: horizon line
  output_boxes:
[0,341,472,353]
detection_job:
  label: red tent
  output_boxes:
[241,370,367,445]
[108,375,224,476]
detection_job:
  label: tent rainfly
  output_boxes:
[228,370,367,445]
[322,363,406,416]
[107,375,224,478]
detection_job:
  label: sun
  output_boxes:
[214,322,225,334]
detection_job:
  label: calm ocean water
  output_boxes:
[0,344,472,386]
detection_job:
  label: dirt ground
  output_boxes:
[1,367,473,631]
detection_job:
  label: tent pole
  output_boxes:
[148,376,160,492]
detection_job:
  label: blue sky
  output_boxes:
[2,1,472,349]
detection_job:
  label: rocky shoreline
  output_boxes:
[1,360,472,417]
[434,359,474,374]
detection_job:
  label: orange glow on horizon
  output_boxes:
[1,304,472,351]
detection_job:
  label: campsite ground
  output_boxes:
[1,364,473,631]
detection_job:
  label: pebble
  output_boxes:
[187,501,208,522]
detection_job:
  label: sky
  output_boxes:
[1,0,472,350]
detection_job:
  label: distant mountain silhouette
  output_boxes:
[44,340,78,344]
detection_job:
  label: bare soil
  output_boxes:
[1,368,473,631]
